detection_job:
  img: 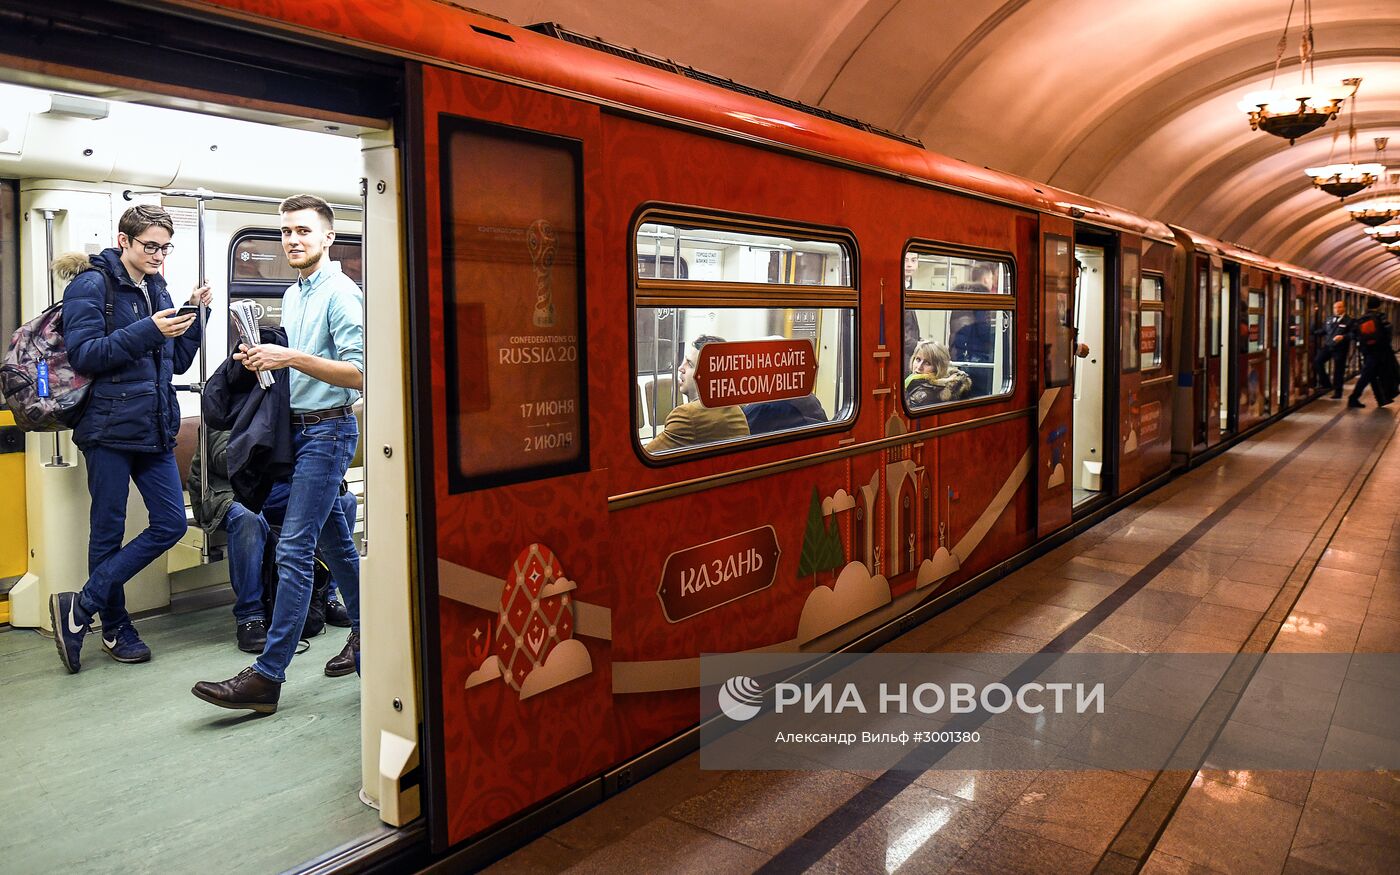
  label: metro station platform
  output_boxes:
[489,396,1400,875]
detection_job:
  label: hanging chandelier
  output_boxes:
[1304,122,1384,198]
[1238,0,1353,145]
[1365,225,1400,244]
[1350,205,1400,227]
[1348,170,1400,226]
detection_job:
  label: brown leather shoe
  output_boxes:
[191,666,281,713]
[325,630,359,677]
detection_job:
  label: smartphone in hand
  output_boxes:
[174,304,200,319]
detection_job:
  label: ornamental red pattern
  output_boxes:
[494,543,575,691]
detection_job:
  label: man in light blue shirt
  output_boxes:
[193,194,363,713]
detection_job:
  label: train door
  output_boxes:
[1071,232,1116,508]
[1238,268,1267,430]
[1190,256,1209,447]
[1116,236,1144,492]
[1215,259,1237,436]
[1037,219,1075,536]
[0,43,422,875]
[1273,275,1287,408]
[1198,258,1225,446]
[414,64,613,852]
[1288,278,1304,403]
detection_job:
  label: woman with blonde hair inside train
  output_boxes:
[904,340,971,408]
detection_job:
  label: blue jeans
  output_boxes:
[79,447,187,629]
[222,502,269,624]
[253,417,361,683]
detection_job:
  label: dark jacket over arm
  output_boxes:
[202,326,292,512]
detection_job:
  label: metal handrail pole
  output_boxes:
[196,192,209,563]
[41,209,70,468]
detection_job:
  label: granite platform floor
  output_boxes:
[0,602,383,874]
[489,395,1400,875]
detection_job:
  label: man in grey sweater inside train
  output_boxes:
[192,193,363,713]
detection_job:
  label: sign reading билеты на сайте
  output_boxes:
[693,339,818,408]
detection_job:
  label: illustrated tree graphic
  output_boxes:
[798,486,845,583]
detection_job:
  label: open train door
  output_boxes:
[1036,216,1075,537]
[410,63,616,854]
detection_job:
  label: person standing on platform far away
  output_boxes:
[1313,299,1353,399]
[192,193,363,713]
[50,204,211,674]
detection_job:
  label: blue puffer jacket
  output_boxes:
[62,248,203,453]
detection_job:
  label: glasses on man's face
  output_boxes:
[132,238,175,255]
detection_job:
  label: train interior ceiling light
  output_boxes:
[1238,0,1354,144]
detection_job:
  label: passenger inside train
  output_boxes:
[634,218,855,454]
[902,250,1014,410]
[0,76,387,870]
[643,334,750,453]
[904,340,971,407]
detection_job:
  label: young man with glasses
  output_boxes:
[193,193,363,713]
[50,204,211,672]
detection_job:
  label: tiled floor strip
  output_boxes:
[1093,409,1399,874]
[755,404,1362,875]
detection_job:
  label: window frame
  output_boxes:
[1120,248,1142,375]
[438,115,591,494]
[629,205,860,466]
[227,228,364,294]
[1246,284,1266,355]
[1139,271,1167,376]
[899,240,1017,418]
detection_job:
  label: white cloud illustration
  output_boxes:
[916,547,961,589]
[796,561,891,645]
[822,489,856,516]
[518,639,593,700]
[465,655,503,689]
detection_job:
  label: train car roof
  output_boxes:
[1171,223,1340,289]
[199,0,1173,242]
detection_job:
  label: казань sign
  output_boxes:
[657,526,782,623]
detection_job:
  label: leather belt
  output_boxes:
[292,405,354,425]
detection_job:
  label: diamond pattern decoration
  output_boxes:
[494,543,577,692]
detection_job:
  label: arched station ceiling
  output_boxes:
[465,0,1400,292]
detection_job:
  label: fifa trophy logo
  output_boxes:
[526,218,557,328]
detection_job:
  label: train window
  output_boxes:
[905,251,1010,294]
[230,232,363,286]
[1120,249,1141,373]
[226,229,363,352]
[635,221,851,286]
[1246,290,1265,354]
[1140,274,1165,371]
[440,119,587,491]
[633,213,856,460]
[1209,267,1223,356]
[1293,293,1306,346]
[1197,270,1208,362]
[902,246,1015,415]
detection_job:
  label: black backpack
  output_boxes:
[260,538,332,641]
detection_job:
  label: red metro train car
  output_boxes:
[5,0,1397,866]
